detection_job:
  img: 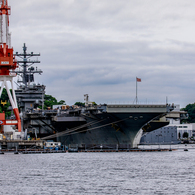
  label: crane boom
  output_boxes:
[0,0,21,132]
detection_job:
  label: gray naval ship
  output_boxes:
[14,44,174,149]
[47,95,174,149]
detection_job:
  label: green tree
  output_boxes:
[183,132,189,139]
[181,103,195,123]
[58,100,65,105]
[44,94,57,108]
[74,102,85,107]
[0,88,11,117]
[43,95,65,109]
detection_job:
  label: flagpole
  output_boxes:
[136,77,137,104]
[135,77,141,104]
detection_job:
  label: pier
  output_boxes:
[0,140,44,150]
[0,140,177,154]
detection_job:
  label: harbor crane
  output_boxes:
[0,0,21,132]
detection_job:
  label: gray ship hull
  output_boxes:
[54,104,173,149]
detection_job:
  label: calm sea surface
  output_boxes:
[0,145,195,195]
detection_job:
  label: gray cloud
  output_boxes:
[8,0,195,108]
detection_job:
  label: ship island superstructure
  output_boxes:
[14,43,44,111]
[14,43,57,138]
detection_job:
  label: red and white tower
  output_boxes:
[0,0,21,132]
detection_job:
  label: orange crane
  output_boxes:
[0,0,21,132]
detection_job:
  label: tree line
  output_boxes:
[181,103,195,123]
[0,88,91,116]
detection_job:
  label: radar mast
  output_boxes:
[14,44,45,113]
[14,43,42,87]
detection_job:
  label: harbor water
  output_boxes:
[0,145,195,195]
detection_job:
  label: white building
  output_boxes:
[166,105,195,139]
[169,123,195,139]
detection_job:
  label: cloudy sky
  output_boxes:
[8,0,195,108]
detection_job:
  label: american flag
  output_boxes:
[136,77,141,82]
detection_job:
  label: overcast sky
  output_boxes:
[8,0,195,108]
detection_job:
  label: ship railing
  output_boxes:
[107,102,172,105]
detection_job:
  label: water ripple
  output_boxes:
[0,148,195,194]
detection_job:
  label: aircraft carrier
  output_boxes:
[51,102,173,149]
